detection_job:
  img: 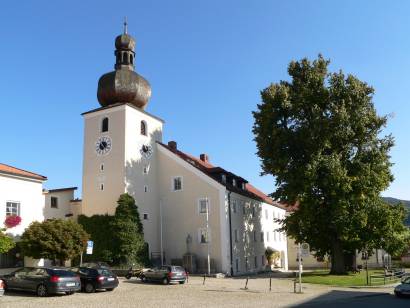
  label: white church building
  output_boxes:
[80,26,288,275]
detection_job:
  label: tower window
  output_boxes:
[101,117,109,132]
[144,185,148,193]
[143,164,150,174]
[100,164,104,172]
[143,213,149,220]
[130,54,134,65]
[100,183,104,191]
[141,121,147,136]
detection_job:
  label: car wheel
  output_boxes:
[125,274,131,280]
[85,282,95,293]
[37,284,48,297]
[106,288,114,291]
[162,277,169,285]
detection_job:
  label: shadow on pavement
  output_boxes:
[291,290,408,307]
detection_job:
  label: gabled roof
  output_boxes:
[0,163,47,181]
[158,142,286,210]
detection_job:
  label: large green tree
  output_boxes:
[20,219,89,264]
[110,193,148,266]
[253,55,410,274]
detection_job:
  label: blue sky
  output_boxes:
[1,1,409,200]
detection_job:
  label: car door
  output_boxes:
[7,268,31,290]
[25,268,48,291]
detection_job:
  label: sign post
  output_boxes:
[86,240,94,255]
[296,243,310,293]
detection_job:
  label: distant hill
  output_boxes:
[382,197,410,226]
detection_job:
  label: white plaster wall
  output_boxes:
[82,105,127,216]
[44,190,75,220]
[124,105,163,254]
[230,191,288,275]
[0,174,45,238]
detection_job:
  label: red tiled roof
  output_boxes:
[0,163,47,181]
[158,142,286,210]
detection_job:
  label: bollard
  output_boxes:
[244,277,249,290]
[203,274,206,285]
[269,276,272,291]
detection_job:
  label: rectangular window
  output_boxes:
[143,213,149,220]
[235,259,239,272]
[234,229,238,242]
[232,178,236,187]
[144,185,148,193]
[252,205,255,216]
[265,209,268,219]
[253,230,257,242]
[6,202,20,216]
[198,198,208,214]
[100,163,104,171]
[50,197,58,209]
[100,183,104,191]
[143,165,149,174]
[274,231,277,241]
[260,232,264,242]
[262,255,265,266]
[232,200,237,213]
[254,256,258,268]
[222,174,226,183]
[199,228,209,244]
[242,203,246,215]
[172,176,182,191]
[266,231,270,242]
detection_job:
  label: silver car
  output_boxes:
[394,276,410,297]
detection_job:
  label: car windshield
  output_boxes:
[402,277,410,284]
[49,269,77,277]
[172,266,185,272]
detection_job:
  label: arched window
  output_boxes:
[140,121,147,136]
[130,54,134,65]
[101,117,109,132]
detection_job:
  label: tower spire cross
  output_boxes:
[123,16,128,34]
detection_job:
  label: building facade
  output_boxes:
[80,27,288,275]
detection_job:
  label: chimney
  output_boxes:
[168,141,177,151]
[200,153,209,163]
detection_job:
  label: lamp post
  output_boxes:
[206,197,211,276]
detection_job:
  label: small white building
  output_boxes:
[0,163,79,268]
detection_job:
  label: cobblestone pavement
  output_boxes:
[0,276,402,308]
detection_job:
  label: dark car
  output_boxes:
[1,267,80,297]
[140,266,187,285]
[70,266,119,293]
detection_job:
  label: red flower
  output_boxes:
[4,215,22,228]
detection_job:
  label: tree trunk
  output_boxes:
[330,240,347,275]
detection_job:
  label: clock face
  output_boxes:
[140,144,153,159]
[95,136,112,156]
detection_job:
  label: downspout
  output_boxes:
[227,191,234,276]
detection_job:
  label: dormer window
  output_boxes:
[242,182,246,190]
[221,174,226,183]
[141,120,147,136]
[232,178,236,187]
[101,117,109,132]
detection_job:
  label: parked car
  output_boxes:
[394,276,410,297]
[0,279,4,296]
[1,267,80,297]
[70,266,119,293]
[140,266,187,285]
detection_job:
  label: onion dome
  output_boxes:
[97,20,151,109]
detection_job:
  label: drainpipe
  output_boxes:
[227,191,234,276]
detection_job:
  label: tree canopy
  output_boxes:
[20,219,89,264]
[110,193,148,266]
[253,55,410,274]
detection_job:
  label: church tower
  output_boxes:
[81,22,163,254]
